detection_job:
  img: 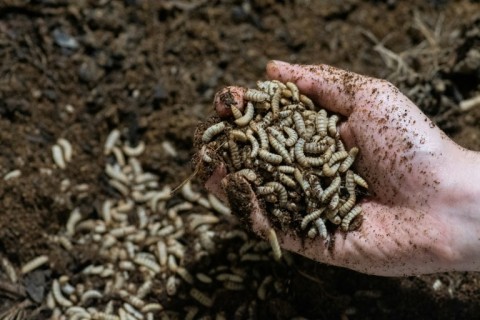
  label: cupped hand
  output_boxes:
[207,60,480,276]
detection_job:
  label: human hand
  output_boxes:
[206,61,480,276]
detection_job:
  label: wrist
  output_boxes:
[438,147,480,271]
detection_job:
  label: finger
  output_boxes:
[224,172,262,227]
[266,60,381,116]
[205,163,228,202]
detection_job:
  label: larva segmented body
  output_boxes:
[307,174,323,200]
[329,151,349,166]
[245,88,270,102]
[286,82,299,102]
[231,105,243,119]
[268,134,292,164]
[300,208,325,229]
[283,126,298,147]
[202,122,226,143]
[277,172,296,188]
[339,147,359,173]
[268,228,282,260]
[300,94,315,109]
[328,115,339,137]
[339,195,356,217]
[229,140,242,170]
[257,186,275,195]
[293,168,310,193]
[229,129,247,142]
[235,102,255,127]
[314,218,328,239]
[328,215,342,225]
[258,149,283,165]
[267,127,287,144]
[265,181,288,207]
[277,165,295,174]
[52,279,72,307]
[304,141,328,154]
[320,176,341,203]
[236,168,257,182]
[279,110,292,118]
[329,193,340,210]
[271,88,281,119]
[245,129,259,158]
[315,109,328,137]
[341,206,362,231]
[190,288,214,307]
[354,173,369,189]
[251,122,269,150]
[322,162,341,177]
[21,255,49,274]
[292,111,306,138]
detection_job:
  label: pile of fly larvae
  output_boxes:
[199,80,369,240]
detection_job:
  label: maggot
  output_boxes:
[292,111,306,138]
[208,193,231,215]
[265,182,288,207]
[52,144,66,169]
[320,176,341,203]
[258,149,283,165]
[228,139,242,170]
[250,122,269,150]
[339,147,359,173]
[229,129,248,142]
[267,228,282,260]
[235,102,255,127]
[57,138,73,162]
[354,173,369,189]
[276,172,296,188]
[329,151,349,166]
[322,162,341,177]
[300,208,325,229]
[21,255,49,274]
[315,109,328,137]
[267,127,287,144]
[123,141,145,157]
[202,122,226,143]
[245,129,259,158]
[244,88,270,102]
[52,279,73,307]
[341,206,362,231]
[300,94,315,109]
[283,126,298,147]
[328,115,339,137]
[236,168,257,182]
[286,82,299,102]
[66,207,82,236]
[104,129,121,155]
[190,288,214,307]
[133,255,161,274]
[268,134,292,164]
[271,88,281,119]
[314,218,328,239]
[231,105,243,119]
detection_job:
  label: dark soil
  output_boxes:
[0,0,479,319]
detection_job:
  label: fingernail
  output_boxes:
[270,60,288,67]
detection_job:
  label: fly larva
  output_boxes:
[258,149,283,165]
[336,136,346,152]
[328,214,342,225]
[279,110,292,118]
[66,207,82,236]
[283,127,298,147]
[123,141,146,157]
[277,165,295,174]
[104,129,121,155]
[293,168,310,193]
[284,82,298,102]
[80,289,102,305]
[235,102,255,127]
[322,162,341,177]
[264,194,278,203]
[276,172,296,188]
[196,273,213,283]
[304,141,327,154]
[123,303,143,320]
[329,151,349,166]
[208,193,231,215]
[267,228,282,261]
[300,208,325,229]
[265,182,288,207]
[268,135,292,164]
[314,218,328,239]
[245,129,259,158]
[256,186,275,195]
[300,94,315,109]
[141,303,164,313]
[156,241,168,266]
[236,168,257,182]
[189,214,220,230]
[133,255,161,274]
[321,176,341,203]
[109,179,129,197]
[339,147,359,173]
[294,138,309,167]
[3,169,21,181]
[216,273,244,283]
[329,193,340,210]
[307,174,323,200]
[315,109,328,137]
[267,127,287,144]
[229,129,247,142]
[341,206,362,231]
[307,227,317,238]
[1,257,17,283]
[105,163,130,185]
[231,105,243,119]
[181,181,200,202]
[339,195,356,217]
[202,122,226,143]
[257,275,273,301]
[354,173,369,189]
[56,138,73,163]
[110,225,136,237]
[52,279,73,307]
[292,111,306,138]
[327,114,339,137]
[279,115,294,128]
[52,144,66,169]
[95,312,120,320]
[176,267,194,284]
[260,111,273,127]
[271,88,281,119]
[228,140,242,170]
[21,255,49,274]
[190,288,214,307]
[224,281,245,291]
[250,122,269,149]
[281,88,292,98]
[245,88,270,102]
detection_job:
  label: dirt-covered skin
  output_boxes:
[1,0,480,318]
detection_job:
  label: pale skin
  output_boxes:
[206,60,480,276]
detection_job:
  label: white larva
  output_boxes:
[110,225,136,237]
[245,88,270,102]
[141,303,164,313]
[328,114,339,137]
[339,196,356,217]
[307,174,323,200]
[286,82,300,102]
[320,176,341,204]
[314,218,328,239]
[267,127,287,144]
[283,126,298,147]
[339,147,359,173]
[202,122,226,143]
[268,134,292,164]
[300,208,325,229]
[315,109,328,137]
[196,273,213,283]
[52,144,66,169]
[66,207,82,236]
[4,169,21,181]
[328,215,342,225]
[166,276,179,296]
[229,129,247,142]
[277,165,295,174]
[322,162,341,177]
[279,116,294,128]
[123,303,143,320]
[228,139,242,170]
[250,122,269,150]
[245,129,259,158]
[112,146,126,166]
[279,110,292,118]
[341,206,362,231]
[329,193,340,210]
[21,255,49,274]
[300,94,315,109]
[277,173,296,188]
[257,275,274,301]
[176,267,194,284]
[95,313,120,320]
[190,288,214,307]
[292,111,306,138]
[236,168,257,182]
[120,290,145,309]
[108,179,129,197]
[328,151,349,166]
[265,181,288,207]
[294,138,308,167]
[80,290,102,305]
[180,181,200,202]
[271,88,281,119]
[123,141,145,157]
[293,168,310,193]
[105,163,130,185]
[208,193,231,215]
[189,214,219,230]
[307,227,317,238]
[57,138,73,162]
[104,129,121,155]
[52,279,73,307]
[304,141,327,154]
[258,149,283,165]
[267,228,282,261]
[137,280,153,299]
[235,102,255,127]
[231,105,243,119]
[156,240,168,267]
[256,185,275,195]
[133,255,161,274]
[1,257,17,283]
[354,173,369,189]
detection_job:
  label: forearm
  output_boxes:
[440,148,480,271]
